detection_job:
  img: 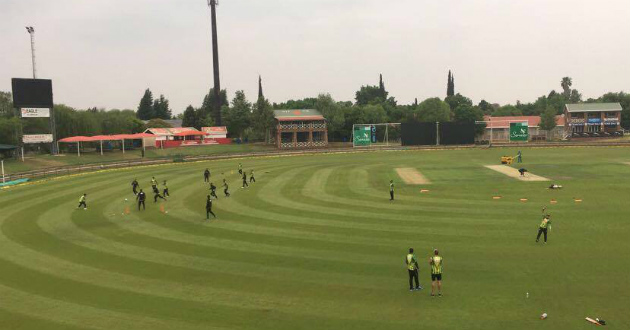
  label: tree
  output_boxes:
[445,93,472,112]
[201,88,228,122]
[182,105,197,128]
[478,99,494,114]
[153,94,172,119]
[273,98,317,109]
[0,91,13,117]
[453,104,485,135]
[136,89,154,120]
[145,118,172,128]
[314,94,345,140]
[251,96,275,142]
[447,70,455,97]
[493,105,523,116]
[539,106,557,132]
[411,98,452,122]
[258,75,264,100]
[561,77,572,99]
[355,75,389,105]
[223,90,251,139]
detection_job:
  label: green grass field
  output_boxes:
[1,147,629,329]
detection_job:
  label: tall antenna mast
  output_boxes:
[26,26,37,79]
[207,0,222,126]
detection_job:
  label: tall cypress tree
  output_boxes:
[379,74,384,93]
[153,94,172,119]
[447,71,455,97]
[258,75,264,100]
[137,89,154,120]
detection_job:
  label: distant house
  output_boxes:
[273,109,328,149]
[480,115,566,142]
[201,126,228,139]
[564,103,623,137]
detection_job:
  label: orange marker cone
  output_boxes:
[124,206,130,215]
[160,204,165,213]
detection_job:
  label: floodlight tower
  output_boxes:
[207,0,222,126]
[25,26,37,78]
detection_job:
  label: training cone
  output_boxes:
[550,199,557,204]
[160,204,165,213]
[574,198,583,203]
[124,206,130,215]
[520,198,528,202]
[493,196,502,200]
[420,189,430,193]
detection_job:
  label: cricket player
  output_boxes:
[406,248,422,291]
[429,249,443,297]
[154,190,166,203]
[238,163,243,175]
[136,189,146,210]
[204,169,210,182]
[162,181,169,197]
[223,179,230,197]
[536,214,551,243]
[151,177,158,193]
[131,179,139,195]
[516,150,522,163]
[389,180,395,201]
[77,194,87,210]
[242,172,248,188]
[250,170,255,183]
[518,168,528,177]
[206,195,216,219]
[210,182,218,199]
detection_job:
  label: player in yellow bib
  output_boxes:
[429,249,443,297]
[405,248,422,291]
[536,214,552,243]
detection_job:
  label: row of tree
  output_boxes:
[1,74,629,146]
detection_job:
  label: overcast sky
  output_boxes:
[1,0,629,114]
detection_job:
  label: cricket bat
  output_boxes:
[585,317,601,326]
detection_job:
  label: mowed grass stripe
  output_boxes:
[0,188,421,327]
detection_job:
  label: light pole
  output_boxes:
[25,26,37,79]
[207,0,222,126]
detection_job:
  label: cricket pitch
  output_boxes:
[396,168,431,184]
[484,165,550,181]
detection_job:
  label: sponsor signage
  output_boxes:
[509,122,529,142]
[587,118,601,124]
[353,126,371,146]
[23,134,53,144]
[371,125,377,143]
[20,107,50,118]
[568,118,585,124]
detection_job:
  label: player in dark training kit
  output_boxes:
[151,177,159,193]
[131,179,139,195]
[204,169,210,182]
[389,180,395,201]
[223,179,230,197]
[209,183,218,199]
[77,194,87,210]
[242,172,248,188]
[238,163,243,175]
[162,181,169,197]
[136,189,146,210]
[206,195,216,219]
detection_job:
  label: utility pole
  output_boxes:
[26,26,36,78]
[207,0,222,126]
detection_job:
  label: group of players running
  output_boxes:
[75,162,256,220]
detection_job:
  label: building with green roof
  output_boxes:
[564,103,623,137]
